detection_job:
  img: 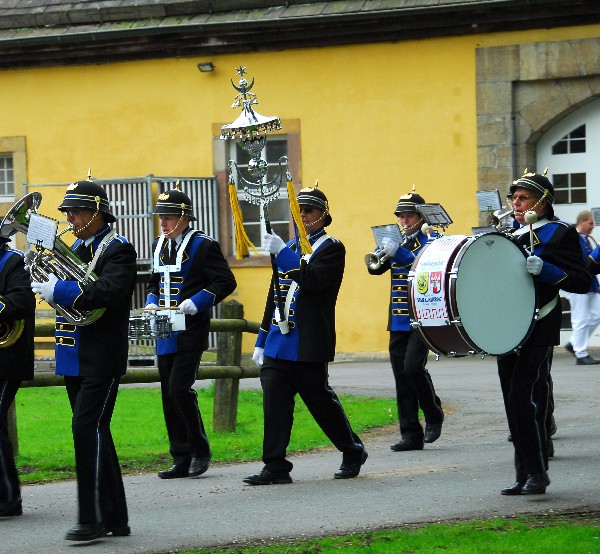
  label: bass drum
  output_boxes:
[407,232,537,356]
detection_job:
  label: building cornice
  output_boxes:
[1,0,600,69]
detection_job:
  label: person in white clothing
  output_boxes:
[563,210,600,365]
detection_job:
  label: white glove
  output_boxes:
[144,302,159,312]
[252,346,264,368]
[263,232,286,255]
[381,237,400,258]
[31,273,58,303]
[23,249,36,273]
[526,255,543,276]
[178,299,198,315]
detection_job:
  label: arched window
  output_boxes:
[537,97,600,226]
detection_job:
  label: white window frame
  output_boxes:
[0,154,15,201]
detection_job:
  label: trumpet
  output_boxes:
[364,249,389,270]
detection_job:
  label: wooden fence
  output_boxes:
[9,301,260,455]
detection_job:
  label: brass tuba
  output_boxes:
[0,319,24,348]
[0,193,105,326]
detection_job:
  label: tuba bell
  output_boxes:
[0,193,105,326]
[0,319,24,348]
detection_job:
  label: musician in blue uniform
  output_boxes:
[145,189,236,480]
[367,191,444,452]
[30,179,136,540]
[498,170,590,496]
[0,237,35,518]
[245,187,367,485]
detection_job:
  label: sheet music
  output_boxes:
[26,213,58,250]
[371,224,402,247]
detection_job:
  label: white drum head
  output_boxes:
[453,233,536,355]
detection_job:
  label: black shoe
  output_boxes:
[564,342,575,356]
[424,423,442,443]
[501,481,525,495]
[243,469,292,485]
[521,472,550,494]
[547,437,554,458]
[65,523,107,541]
[158,463,189,479]
[107,524,131,536]
[507,434,513,442]
[0,497,22,517]
[576,355,600,365]
[334,449,368,479]
[188,456,211,478]
[390,439,424,451]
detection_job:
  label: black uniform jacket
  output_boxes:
[146,230,237,353]
[512,219,591,347]
[52,226,137,377]
[257,229,345,363]
[0,247,35,381]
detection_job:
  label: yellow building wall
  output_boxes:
[2,24,600,355]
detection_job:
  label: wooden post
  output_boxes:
[213,300,243,432]
[8,400,18,457]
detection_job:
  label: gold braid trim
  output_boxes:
[228,176,258,259]
[287,178,312,255]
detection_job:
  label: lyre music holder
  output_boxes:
[416,203,453,230]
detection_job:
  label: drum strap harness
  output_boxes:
[279,234,330,326]
[152,231,196,332]
[511,219,549,238]
[512,219,557,320]
[537,294,559,320]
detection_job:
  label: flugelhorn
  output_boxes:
[488,207,514,232]
[0,193,105,326]
[364,249,389,270]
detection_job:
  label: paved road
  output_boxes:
[3,350,600,553]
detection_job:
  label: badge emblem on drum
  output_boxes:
[430,271,441,294]
[417,272,429,294]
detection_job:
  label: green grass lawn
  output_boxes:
[189,516,600,554]
[14,385,397,483]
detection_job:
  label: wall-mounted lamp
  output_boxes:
[197,62,215,72]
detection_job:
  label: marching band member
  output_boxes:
[30,179,136,540]
[245,186,367,485]
[145,189,236,481]
[367,191,444,452]
[498,170,590,496]
[0,237,35,518]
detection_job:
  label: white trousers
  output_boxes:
[566,291,600,358]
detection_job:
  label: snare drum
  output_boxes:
[128,313,173,340]
[407,232,537,356]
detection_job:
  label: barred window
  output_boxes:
[0,155,14,198]
[228,135,290,253]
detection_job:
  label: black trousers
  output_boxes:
[64,375,128,526]
[260,356,364,473]
[389,331,444,441]
[0,379,21,504]
[497,345,552,479]
[158,351,210,465]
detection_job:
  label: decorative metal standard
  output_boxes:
[220,66,310,333]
